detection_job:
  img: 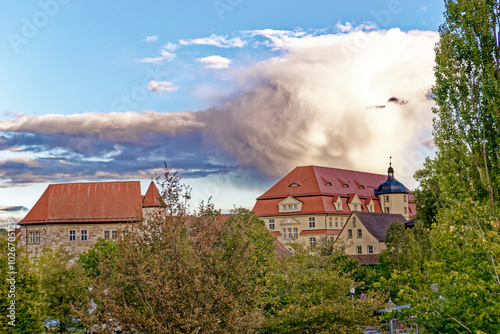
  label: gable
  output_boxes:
[278,196,303,213]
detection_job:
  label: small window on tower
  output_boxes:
[289,183,300,187]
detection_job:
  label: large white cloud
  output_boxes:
[0,28,438,187]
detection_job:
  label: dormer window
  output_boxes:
[343,184,349,188]
[359,185,365,189]
[325,182,332,186]
[289,183,300,187]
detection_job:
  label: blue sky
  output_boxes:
[0,1,445,226]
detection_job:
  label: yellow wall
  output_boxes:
[337,213,386,255]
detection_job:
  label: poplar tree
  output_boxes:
[432,0,500,213]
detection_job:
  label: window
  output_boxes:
[369,205,373,212]
[329,217,332,228]
[283,228,287,240]
[385,196,389,202]
[288,228,292,240]
[403,195,407,202]
[348,229,353,238]
[353,217,356,227]
[385,207,390,213]
[112,230,117,240]
[368,245,373,254]
[357,229,362,238]
[69,230,76,241]
[341,217,344,227]
[354,204,358,211]
[309,217,315,228]
[288,205,293,209]
[35,232,40,243]
[356,246,362,254]
[335,217,338,228]
[310,237,316,247]
[104,231,110,239]
[293,228,298,239]
[283,205,287,211]
[81,230,88,241]
[29,232,34,243]
[294,204,298,210]
[404,207,408,214]
[269,219,275,230]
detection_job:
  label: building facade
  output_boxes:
[19,181,161,257]
[253,164,413,259]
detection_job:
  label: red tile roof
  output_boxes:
[20,181,148,225]
[273,239,291,257]
[257,166,389,200]
[300,229,341,235]
[142,181,162,207]
[253,166,393,217]
[351,254,380,266]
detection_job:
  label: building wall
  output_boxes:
[378,193,409,219]
[265,213,349,247]
[19,222,133,257]
[338,213,387,256]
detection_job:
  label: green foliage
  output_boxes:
[0,238,45,333]
[78,238,117,277]
[390,201,500,333]
[432,0,500,213]
[36,248,89,333]
[413,157,442,228]
[259,242,386,334]
[76,169,276,333]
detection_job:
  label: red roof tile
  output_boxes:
[300,229,341,235]
[253,166,400,217]
[257,166,388,200]
[142,182,162,207]
[20,181,144,225]
[351,254,380,266]
[273,239,290,257]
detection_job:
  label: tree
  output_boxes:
[259,241,386,334]
[432,0,500,213]
[0,238,45,333]
[413,157,442,228]
[390,201,500,333]
[78,238,117,278]
[36,248,89,333]
[76,169,276,333]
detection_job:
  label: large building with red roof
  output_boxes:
[252,164,414,261]
[19,181,161,257]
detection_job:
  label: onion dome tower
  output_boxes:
[375,157,410,218]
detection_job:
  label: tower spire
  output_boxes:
[388,156,394,178]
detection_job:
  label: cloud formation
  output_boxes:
[144,35,158,42]
[0,28,438,188]
[179,34,246,48]
[148,80,177,94]
[197,55,232,69]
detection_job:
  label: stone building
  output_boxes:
[252,163,413,262]
[19,181,161,257]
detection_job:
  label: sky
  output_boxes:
[0,0,446,227]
